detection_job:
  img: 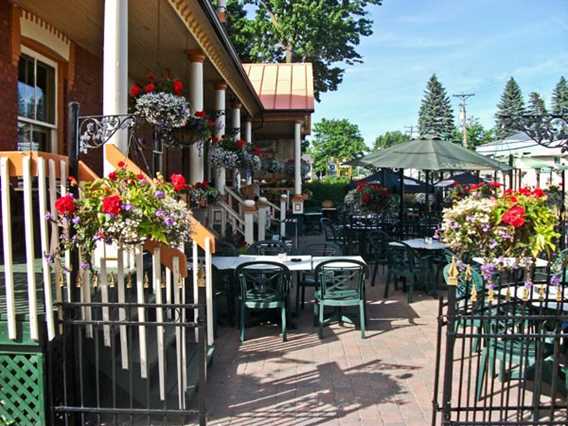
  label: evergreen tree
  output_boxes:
[417,74,455,139]
[527,92,547,115]
[552,76,568,114]
[495,77,525,138]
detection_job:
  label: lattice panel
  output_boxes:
[0,352,45,426]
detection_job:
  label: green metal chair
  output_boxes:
[236,261,291,342]
[295,242,343,312]
[385,241,433,303]
[365,230,390,286]
[313,259,368,339]
[443,263,485,352]
[475,302,551,400]
[246,239,289,255]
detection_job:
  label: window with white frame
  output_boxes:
[17,47,58,152]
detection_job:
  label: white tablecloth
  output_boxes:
[211,255,366,271]
[498,285,568,312]
[389,239,448,250]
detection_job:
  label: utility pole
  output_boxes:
[453,93,475,147]
[404,125,416,139]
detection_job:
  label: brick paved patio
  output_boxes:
[205,269,440,426]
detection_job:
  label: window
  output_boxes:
[17,47,57,152]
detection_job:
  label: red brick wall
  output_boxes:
[0,2,18,151]
[67,45,103,175]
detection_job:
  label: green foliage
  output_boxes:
[372,130,410,150]
[527,91,547,115]
[495,77,525,139]
[552,76,568,114]
[451,118,495,148]
[418,74,455,140]
[304,179,349,208]
[309,118,367,173]
[224,0,381,100]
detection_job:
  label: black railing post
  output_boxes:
[441,259,458,423]
[198,291,207,425]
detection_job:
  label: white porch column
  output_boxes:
[257,197,268,241]
[217,0,227,22]
[102,0,128,175]
[294,120,302,195]
[188,50,205,184]
[245,119,252,184]
[243,200,256,245]
[232,102,242,190]
[214,82,227,194]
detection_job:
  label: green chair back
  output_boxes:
[315,259,367,301]
[236,261,290,306]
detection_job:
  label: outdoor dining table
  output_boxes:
[211,254,366,272]
[211,254,367,321]
[389,238,448,251]
[497,284,568,312]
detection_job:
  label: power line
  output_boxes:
[453,93,475,147]
[404,125,416,139]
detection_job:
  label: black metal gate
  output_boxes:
[433,266,568,425]
[47,300,207,426]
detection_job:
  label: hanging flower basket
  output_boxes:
[50,165,192,268]
[441,185,558,269]
[184,180,219,208]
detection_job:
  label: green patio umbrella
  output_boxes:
[354,137,510,236]
[357,137,511,171]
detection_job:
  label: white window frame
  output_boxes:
[17,46,59,153]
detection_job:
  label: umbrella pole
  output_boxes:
[425,170,430,215]
[399,168,404,239]
[562,170,566,250]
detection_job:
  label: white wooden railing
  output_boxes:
[217,199,246,237]
[0,149,216,405]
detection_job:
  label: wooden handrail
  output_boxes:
[105,144,216,253]
[225,186,244,204]
[0,151,68,178]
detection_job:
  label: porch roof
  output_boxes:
[242,63,315,112]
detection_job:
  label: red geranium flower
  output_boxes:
[129,84,142,97]
[501,204,526,228]
[519,187,532,196]
[136,173,145,181]
[172,79,184,96]
[201,180,209,189]
[252,147,262,156]
[211,136,220,144]
[144,82,156,93]
[235,139,246,150]
[194,111,205,118]
[532,188,545,198]
[108,171,118,181]
[489,181,502,188]
[170,173,188,192]
[55,194,76,216]
[356,182,367,192]
[102,195,122,215]
[118,161,126,168]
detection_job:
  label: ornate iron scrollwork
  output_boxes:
[498,109,568,151]
[78,114,138,154]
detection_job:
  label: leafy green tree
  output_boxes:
[451,118,495,148]
[309,118,367,173]
[417,74,455,140]
[552,76,568,114]
[224,0,381,100]
[495,77,525,138]
[373,130,410,150]
[527,92,547,115]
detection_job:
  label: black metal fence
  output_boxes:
[48,301,207,426]
[433,266,568,425]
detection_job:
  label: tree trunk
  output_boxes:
[285,45,293,63]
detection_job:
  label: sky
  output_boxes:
[312,0,568,147]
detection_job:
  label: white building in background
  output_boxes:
[476,131,568,188]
